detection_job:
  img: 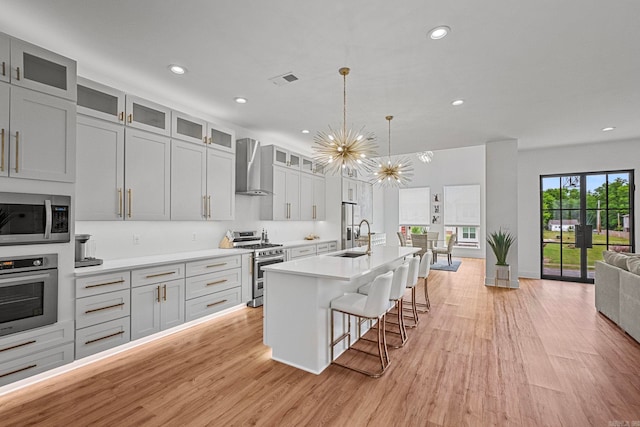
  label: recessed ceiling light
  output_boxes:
[301,129,310,134]
[602,126,615,132]
[428,26,450,40]
[452,99,464,106]
[234,97,248,104]
[169,64,186,75]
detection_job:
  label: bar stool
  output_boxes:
[330,270,394,378]
[358,262,410,348]
[402,256,420,328]
[416,250,432,312]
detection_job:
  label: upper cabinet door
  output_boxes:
[10,38,77,101]
[299,173,314,220]
[207,149,235,220]
[9,86,75,182]
[206,122,235,153]
[170,140,207,220]
[77,77,125,124]
[125,95,171,136]
[301,157,313,174]
[0,34,9,84]
[313,176,326,221]
[0,83,8,177]
[172,111,206,146]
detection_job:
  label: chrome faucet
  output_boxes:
[358,219,372,256]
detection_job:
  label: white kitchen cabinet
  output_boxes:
[170,140,207,220]
[207,122,235,153]
[301,156,325,175]
[171,111,206,146]
[267,166,299,220]
[125,95,171,136]
[77,77,125,124]
[9,37,77,101]
[75,317,130,360]
[131,278,185,340]
[76,115,125,220]
[0,343,74,387]
[0,320,74,365]
[124,129,171,220]
[300,174,325,221]
[342,177,359,203]
[265,145,301,169]
[207,149,235,220]
[9,86,75,182]
[0,34,8,84]
[0,83,7,177]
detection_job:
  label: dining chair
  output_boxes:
[426,231,439,250]
[410,234,429,258]
[433,233,457,265]
[396,231,407,247]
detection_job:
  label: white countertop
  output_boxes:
[263,245,419,281]
[74,248,251,277]
[279,238,337,249]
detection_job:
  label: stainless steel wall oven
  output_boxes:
[0,254,58,337]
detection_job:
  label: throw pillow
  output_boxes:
[627,257,640,276]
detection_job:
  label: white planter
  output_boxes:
[495,265,511,288]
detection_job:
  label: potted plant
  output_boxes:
[487,229,516,287]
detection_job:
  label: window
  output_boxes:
[462,227,476,240]
[398,187,430,225]
[443,184,481,249]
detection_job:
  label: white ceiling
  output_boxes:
[1,0,639,155]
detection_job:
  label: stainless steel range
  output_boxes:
[229,231,284,308]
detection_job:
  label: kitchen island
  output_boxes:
[262,245,420,374]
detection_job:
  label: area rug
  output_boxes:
[431,260,461,272]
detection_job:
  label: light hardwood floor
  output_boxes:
[1,258,639,426]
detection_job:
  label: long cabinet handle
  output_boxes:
[156,285,161,303]
[145,271,176,279]
[85,331,125,345]
[203,195,207,218]
[85,279,125,289]
[163,284,167,301]
[0,340,36,353]
[127,189,132,218]
[85,302,125,314]
[1,61,5,76]
[1,128,4,172]
[206,263,227,268]
[0,364,37,379]
[206,279,228,286]
[118,188,123,217]
[14,131,18,173]
[208,195,212,218]
[15,66,20,81]
[206,299,227,308]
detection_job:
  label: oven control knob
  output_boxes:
[33,260,42,266]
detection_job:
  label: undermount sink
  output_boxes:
[333,252,367,258]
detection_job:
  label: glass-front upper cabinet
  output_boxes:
[207,123,234,153]
[172,111,206,145]
[77,77,125,124]
[301,157,313,174]
[10,38,77,101]
[125,95,171,136]
[270,146,300,169]
[0,33,9,84]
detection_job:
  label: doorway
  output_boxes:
[540,170,634,282]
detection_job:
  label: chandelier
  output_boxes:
[417,151,434,163]
[313,67,378,175]
[371,115,413,187]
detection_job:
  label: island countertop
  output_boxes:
[262,245,420,281]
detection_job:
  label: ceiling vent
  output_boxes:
[269,72,299,86]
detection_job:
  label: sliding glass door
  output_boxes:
[540,171,634,282]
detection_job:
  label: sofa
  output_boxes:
[594,251,640,343]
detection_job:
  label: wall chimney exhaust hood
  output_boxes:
[236,138,272,196]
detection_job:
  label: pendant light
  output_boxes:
[372,115,413,187]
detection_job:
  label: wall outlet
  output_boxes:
[133,234,141,245]
[192,232,197,241]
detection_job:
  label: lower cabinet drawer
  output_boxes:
[0,342,74,387]
[186,287,241,322]
[0,320,74,364]
[132,263,185,288]
[185,268,241,300]
[76,271,131,299]
[328,242,337,252]
[75,289,131,329]
[75,317,131,360]
[290,245,316,259]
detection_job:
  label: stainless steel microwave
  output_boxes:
[0,192,71,245]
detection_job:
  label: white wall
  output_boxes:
[382,145,486,259]
[517,138,640,278]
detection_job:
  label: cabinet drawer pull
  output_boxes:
[0,340,36,353]
[145,271,176,279]
[85,279,125,289]
[299,249,310,253]
[15,66,20,81]
[85,302,125,314]
[85,331,125,345]
[206,299,227,308]
[206,279,227,286]
[1,128,4,172]
[206,263,227,268]
[0,364,37,379]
